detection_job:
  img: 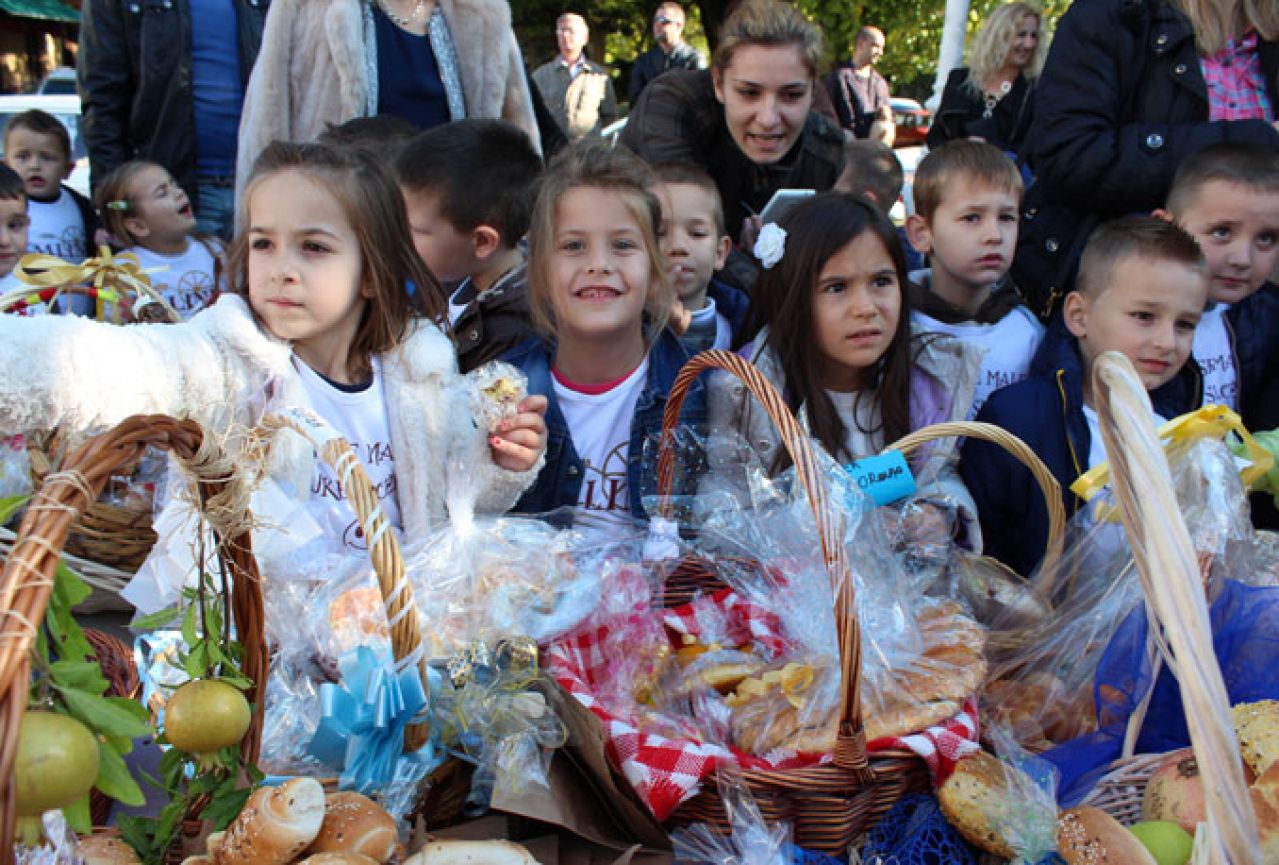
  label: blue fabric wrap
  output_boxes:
[1044,579,1279,806]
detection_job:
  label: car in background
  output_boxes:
[0,93,89,197]
[891,98,931,148]
[36,68,77,96]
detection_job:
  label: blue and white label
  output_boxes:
[844,451,916,505]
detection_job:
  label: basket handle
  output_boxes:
[0,416,263,863]
[1092,353,1259,863]
[259,411,430,752]
[887,421,1067,578]
[655,350,871,777]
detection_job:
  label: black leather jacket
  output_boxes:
[77,0,270,198]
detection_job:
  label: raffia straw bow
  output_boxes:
[2,246,179,322]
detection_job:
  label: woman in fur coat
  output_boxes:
[236,0,539,194]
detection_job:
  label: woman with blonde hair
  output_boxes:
[1013,0,1279,318]
[928,2,1047,153]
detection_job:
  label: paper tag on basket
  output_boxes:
[642,516,681,562]
[280,405,344,448]
[844,451,916,505]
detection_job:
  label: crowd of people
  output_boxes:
[0,0,1274,582]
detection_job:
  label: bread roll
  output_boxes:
[214,778,325,865]
[1235,700,1279,776]
[297,855,381,865]
[404,839,541,865]
[1056,806,1157,864]
[936,752,1021,857]
[305,792,398,863]
[1251,762,1279,864]
[78,835,143,865]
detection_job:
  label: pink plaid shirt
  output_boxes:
[1201,30,1274,122]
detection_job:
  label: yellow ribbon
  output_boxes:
[8,246,175,322]
[1070,404,1273,506]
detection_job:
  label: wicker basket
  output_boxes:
[651,351,1065,855]
[0,416,265,864]
[1073,354,1259,861]
[0,411,437,863]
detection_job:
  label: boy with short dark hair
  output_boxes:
[0,163,30,295]
[906,140,1043,417]
[395,120,542,373]
[653,162,748,353]
[1153,142,1279,421]
[3,110,98,315]
[834,139,903,211]
[961,216,1208,576]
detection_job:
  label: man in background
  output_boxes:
[824,26,894,145]
[532,12,619,141]
[628,2,706,104]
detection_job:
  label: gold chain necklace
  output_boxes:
[380,0,423,27]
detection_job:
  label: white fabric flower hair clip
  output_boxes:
[753,223,787,270]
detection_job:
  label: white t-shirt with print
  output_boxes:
[554,358,648,540]
[26,188,84,261]
[911,306,1044,419]
[27,189,93,316]
[1193,303,1236,410]
[294,356,402,553]
[126,240,221,320]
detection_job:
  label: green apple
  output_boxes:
[1128,820,1194,865]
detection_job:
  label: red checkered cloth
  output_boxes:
[546,588,982,820]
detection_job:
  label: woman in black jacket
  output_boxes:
[927,1,1046,154]
[1012,0,1279,319]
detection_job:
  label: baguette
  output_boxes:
[1235,700,1279,776]
[404,839,541,865]
[214,778,325,865]
[297,855,381,865]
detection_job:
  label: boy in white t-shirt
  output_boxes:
[1153,142,1279,419]
[906,140,1044,418]
[0,163,30,298]
[653,163,749,353]
[3,110,97,317]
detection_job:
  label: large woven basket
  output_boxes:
[652,351,1064,854]
[0,416,265,865]
[0,412,437,863]
[1075,354,1259,861]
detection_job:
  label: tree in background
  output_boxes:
[513,0,1070,108]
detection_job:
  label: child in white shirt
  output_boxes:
[95,160,222,319]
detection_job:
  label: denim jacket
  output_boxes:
[502,331,707,519]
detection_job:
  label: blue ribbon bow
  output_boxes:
[308,646,441,792]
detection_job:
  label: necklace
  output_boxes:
[982,79,1013,118]
[380,0,423,27]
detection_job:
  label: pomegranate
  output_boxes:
[1142,748,1206,835]
[14,711,101,846]
[163,679,251,770]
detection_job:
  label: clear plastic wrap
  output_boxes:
[982,434,1274,756]
[468,361,527,434]
[13,812,81,865]
[0,434,30,501]
[404,516,598,658]
[671,773,791,865]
